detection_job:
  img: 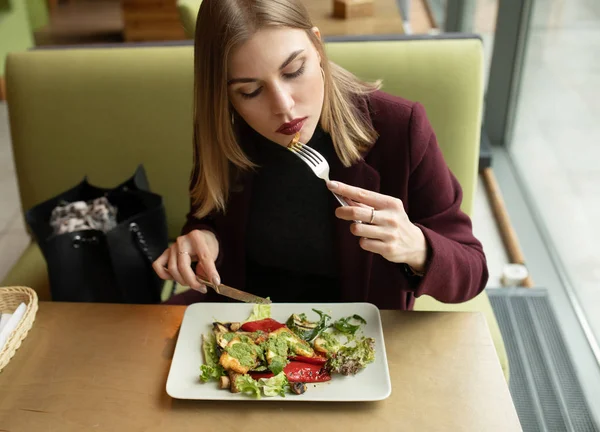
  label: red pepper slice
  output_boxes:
[249,361,331,383]
[289,355,328,366]
[249,371,275,380]
[284,361,331,383]
[240,318,286,333]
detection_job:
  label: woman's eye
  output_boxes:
[240,87,262,99]
[283,63,305,79]
[237,62,305,98]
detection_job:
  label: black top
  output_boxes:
[245,128,341,302]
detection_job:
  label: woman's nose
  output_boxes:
[269,84,295,116]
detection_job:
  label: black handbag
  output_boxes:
[25,165,168,304]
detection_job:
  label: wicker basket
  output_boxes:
[0,286,39,372]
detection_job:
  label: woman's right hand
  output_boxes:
[152,229,220,294]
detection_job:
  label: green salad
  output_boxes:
[199,304,376,399]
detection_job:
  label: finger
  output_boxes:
[175,236,204,290]
[167,246,187,287]
[189,234,221,287]
[350,222,390,241]
[335,205,374,224]
[327,181,396,209]
[189,272,208,294]
[152,250,173,280]
[177,251,204,291]
[345,198,371,208]
[359,237,390,256]
[197,256,221,288]
[192,270,209,294]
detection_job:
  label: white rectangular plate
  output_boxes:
[166,302,392,402]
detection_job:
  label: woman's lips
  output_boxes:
[276,117,307,135]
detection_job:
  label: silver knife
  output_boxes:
[196,277,271,304]
[163,266,271,304]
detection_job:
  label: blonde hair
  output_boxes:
[191,0,380,218]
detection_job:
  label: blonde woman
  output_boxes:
[153,0,488,308]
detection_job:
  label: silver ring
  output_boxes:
[369,207,375,224]
[178,251,190,256]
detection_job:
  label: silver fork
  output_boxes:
[287,140,351,208]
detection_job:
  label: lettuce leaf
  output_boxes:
[199,334,225,382]
[328,337,375,376]
[235,374,262,398]
[202,334,220,367]
[234,373,289,398]
[199,364,225,382]
[259,372,288,397]
[332,315,366,336]
[245,303,271,323]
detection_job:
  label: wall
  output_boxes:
[26,0,49,31]
[0,0,35,76]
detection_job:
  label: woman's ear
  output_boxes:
[311,27,322,63]
[311,26,322,41]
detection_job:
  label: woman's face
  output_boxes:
[227,27,325,147]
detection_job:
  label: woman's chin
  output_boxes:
[299,123,318,144]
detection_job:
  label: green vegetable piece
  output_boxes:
[259,372,289,397]
[202,334,220,367]
[269,356,289,375]
[286,309,331,341]
[328,337,376,376]
[331,314,367,336]
[245,303,271,323]
[199,364,225,382]
[235,375,262,398]
[352,314,367,324]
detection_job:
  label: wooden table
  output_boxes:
[0,303,522,431]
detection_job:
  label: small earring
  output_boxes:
[231,112,235,125]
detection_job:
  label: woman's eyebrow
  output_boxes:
[227,49,305,85]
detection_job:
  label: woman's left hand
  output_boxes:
[327,180,429,273]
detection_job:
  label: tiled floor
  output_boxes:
[510,0,600,341]
[0,101,507,287]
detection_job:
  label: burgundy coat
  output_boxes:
[165,91,488,309]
